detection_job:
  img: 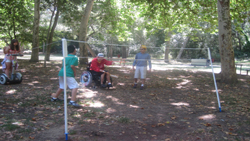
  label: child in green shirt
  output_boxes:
[51,45,80,107]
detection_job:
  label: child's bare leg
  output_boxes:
[5,62,11,77]
[52,88,63,98]
[71,88,78,101]
[101,73,105,84]
[106,73,111,83]
[134,78,138,83]
[141,79,145,85]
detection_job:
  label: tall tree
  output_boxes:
[78,0,95,65]
[217,0,237,83]
[129,0,250,83]
[30,0,40,62]
[0,0,33,43]
[44,0,61,61]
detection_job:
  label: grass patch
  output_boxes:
[83,112,95,117]
[77,120,85,125]
[2,122,20,131]
[117,117,130,123]
[18,128,32,133]
[69,130,77,135]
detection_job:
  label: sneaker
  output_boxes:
[140,86,144,90]
[68,101,81,107]
[107,83,113,87]
[51,97,63,102]
[133,84,137,88]
[101,84,106,88]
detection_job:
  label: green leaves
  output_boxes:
[0,0,33,41]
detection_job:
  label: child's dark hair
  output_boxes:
[10,39,20,50]
[68,45,76,53]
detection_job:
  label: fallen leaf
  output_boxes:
[164,121,169,125]
[216,124,221,127]
[29,136,35,139]
[157,123,165,126]
[225,131,237,136]
[171,115,177,120]
[204,123,211,127]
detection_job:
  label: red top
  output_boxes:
[90,57,113,72]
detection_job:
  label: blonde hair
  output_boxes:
[141,45,147,50]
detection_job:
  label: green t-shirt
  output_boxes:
[58,54,78,77]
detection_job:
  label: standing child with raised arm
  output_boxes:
[132,45,152,90]
[51,45,80,107]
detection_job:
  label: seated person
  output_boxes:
[90,53,115,88]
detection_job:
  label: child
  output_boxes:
[51,45,80,107]
[90,53,115,88]
[2,39,21,77]
[132,45,152,90]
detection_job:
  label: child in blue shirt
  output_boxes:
[132,45,152,90]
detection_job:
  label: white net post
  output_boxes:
[207,48,222,112]
[62,38,68,140]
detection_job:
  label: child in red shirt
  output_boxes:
[90,53,114,88]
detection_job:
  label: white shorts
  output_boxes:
[6,59,11,63]
[59,76,79,89]
[134,66,147,79]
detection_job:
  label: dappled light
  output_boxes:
[73,112,81,118]
[192,88,199,91]
[31,81,40,84]
[205,106,216,109]
[212,89,222,92]
[117,83,125,86]
[128,104,140,108]
[171,102,190,106]
[12,121,24,126]
[6,89,16,95]
[27,83,34,86]
[87,101,105,108]
[106,108,116,113]
[198,114,216,121]
[117,69,131,74]
[78,88,98,98]
[49,77,58,80]
[176,79,191,89]
[106,95,124,105]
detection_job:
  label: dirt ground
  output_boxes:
[0,59,250,141]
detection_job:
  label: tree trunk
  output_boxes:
[12,7,16,39]
[79,0,95,66]
[164,31,172,63]
[126,47,129,58]
[86,44,96,57]
[122,46,126,58]
[164,41,170,63]
[176,37,190,60]
[217,0,237,83]
[108,45,113,60]
[45,0,60,61]
[30,0,40,62]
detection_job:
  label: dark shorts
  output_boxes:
[90,71,104,76]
